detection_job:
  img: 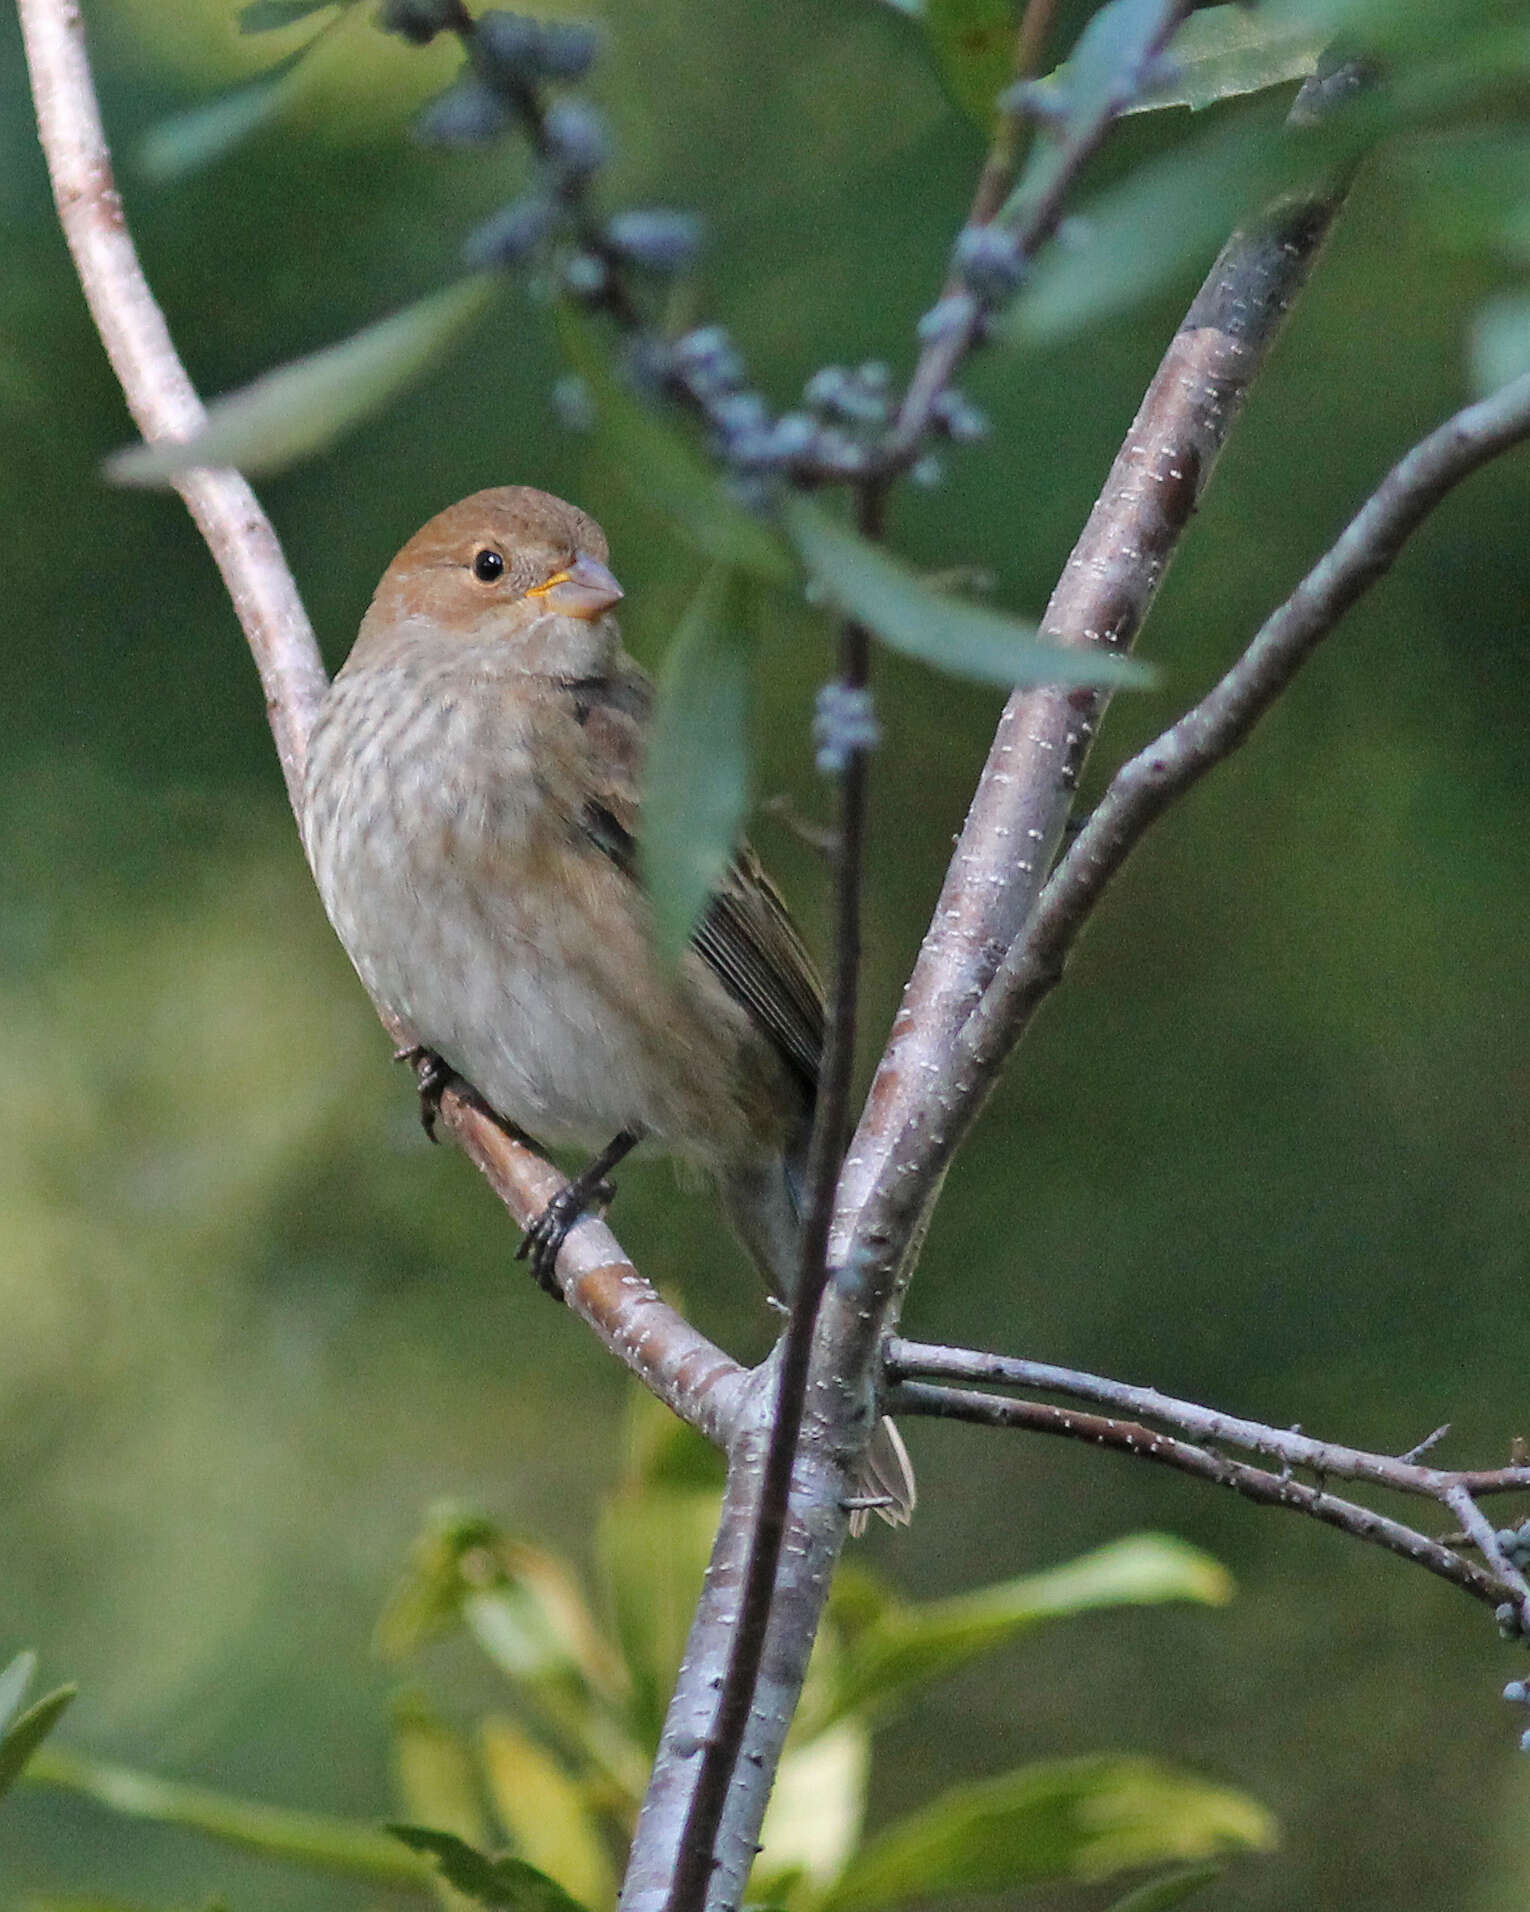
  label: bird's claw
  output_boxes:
[395,1044,456,1142]
[516,1177,616,1298]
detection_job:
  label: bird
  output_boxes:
[300,486,913,1529]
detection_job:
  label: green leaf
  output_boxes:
[104,275,497,483]
[138,64,300,181]
[390,1825,591,1912]
[240,0,339,28]
[782,496,1154,690]
[922,0,1018,126]
[816,1755,1276,1912]
[23,1745,428,1886]
[813,1535,1230,1730]
[0,1651,36,1736]
[1004,99,1292,348]
[641,566,755,965]
[0,1684,76,1801]
[1125,7,1325,112]
[1470,294,1530,398]
[1103,1861,1226,1912]
[559,310,794,586]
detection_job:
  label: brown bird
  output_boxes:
[301,486,913,1528]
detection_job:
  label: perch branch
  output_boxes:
[17,0,746,1452]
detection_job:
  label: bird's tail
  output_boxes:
[720,1135,917,1532]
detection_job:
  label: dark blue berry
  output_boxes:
[379,0,457,45]
[606,210,704,274]
[543,99,609,179]
[463,195,559,269]
[417,75,512,146]
[954,223,1024,305]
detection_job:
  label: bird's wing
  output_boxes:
[567,665,824,1100]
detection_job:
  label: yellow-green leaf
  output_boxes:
[596,1488,720,1752]
[817,1755,1275,1912]
[480,1717,616,1910]
[391,1825,592,1912]
[755,1720,870,1900]
[0,1682,76,1801]
[813,1536,1231,1730]
[1126,7,1325,112]
[22,1745,428,1886]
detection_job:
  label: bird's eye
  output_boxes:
[472,548,506,583]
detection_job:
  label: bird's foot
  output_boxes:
[394,1044,457,1142]
[515,1128,642,1299]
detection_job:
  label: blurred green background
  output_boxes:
[4,0,1530,1905]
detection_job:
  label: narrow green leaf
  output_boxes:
[1470,295,1530,399]
[390,1825,591,1912]
[783,497,1153,690]
[1103,1861,1226,1912]
[105,275,497,483]
[240,0,339,28]
[817,1755,1276,1912]
[922,0,1018,125]
[22,1745,429,1886]
[1125,7,1325,112]
[138,54,307,182]
[641,566,754,965]
[558,309,794,585]
[1004,100,1292,348]
[813,1535,1230,1730]
[0,1685,76,1800]
[0,1651,36,1736]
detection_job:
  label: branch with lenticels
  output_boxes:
[16,0,745,1453]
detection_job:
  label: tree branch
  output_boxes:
[17,0,747,1454]
[887,1339,1530,1498]
[889,1379,1520,1614]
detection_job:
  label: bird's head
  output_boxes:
[353,486,625,677]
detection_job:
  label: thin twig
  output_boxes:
[891,1381,1515,1611]
[886,1340,1530,1500]
[881,0,1197,472]
[948,365,1530,1105]
[664,485,882,1912]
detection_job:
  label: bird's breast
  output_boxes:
[302,656,787,1159]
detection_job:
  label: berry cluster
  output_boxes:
[387,5,994,505]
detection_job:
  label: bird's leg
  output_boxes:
[394,1044,458,1142]
[517,1127,642,1298]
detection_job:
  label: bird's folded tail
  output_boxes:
[721,1146,918,1535]
[850,1415,917,1536]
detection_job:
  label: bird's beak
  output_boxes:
[528,553,624,621]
